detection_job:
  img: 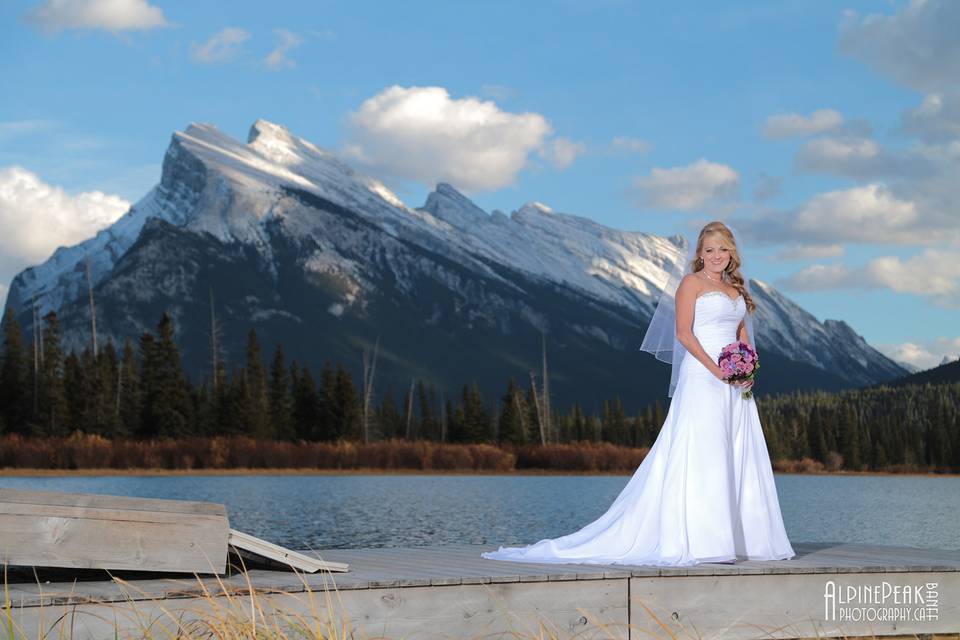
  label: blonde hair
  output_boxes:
[690,221,757,314]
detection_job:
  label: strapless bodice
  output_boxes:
[691,290,746,361]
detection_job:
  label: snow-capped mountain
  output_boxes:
[4,119,907,412]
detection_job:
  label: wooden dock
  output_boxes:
[5,541,959,639]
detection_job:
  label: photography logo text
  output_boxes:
[824,580,939,622]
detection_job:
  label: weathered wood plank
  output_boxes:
[228,529,348,573]
[9,578,632,640]
[630,571,959,640]
[0,489,226,516]
[0,488,229,574]
[0,514,228,573]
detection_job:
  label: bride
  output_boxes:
[481,221,795,566]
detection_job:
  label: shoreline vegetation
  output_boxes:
[3,309,959,480]
[1,434,956,477]
[2,467,958,478]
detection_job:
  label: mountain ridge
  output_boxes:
[4,119,907,412]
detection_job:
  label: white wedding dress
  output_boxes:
[481,291,795,566]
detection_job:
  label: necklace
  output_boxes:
[699,270,721,283]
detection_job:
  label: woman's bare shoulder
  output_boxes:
[677,273,703,294]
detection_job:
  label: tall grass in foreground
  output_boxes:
[1,560,631,640]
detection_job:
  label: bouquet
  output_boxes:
[718,341,760,399]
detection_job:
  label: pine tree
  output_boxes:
[417,380,438,441]
[289,360,302,436]
[209,354,229,437]
[609,395,628,445]
[317,361,337,440]
[37,311,67,436]
[1,308,28,434]
[268,344,294,440]
[460,382,489,442]
[497,377,527,445]
[139,313,194,438]
[238,328,271,438]
[97,341,123,436]
[523,387,541,444]
[808,415,828,462]
[376,386,402,439]
[118,338,140,436]
[333,363,361,441]
[216,367,245,436]
[63,351,88,433]
[137,331,158,437]
[291,362,321,440]
[653,399,665,430]
[154,312,194,438]
[839,402,862,471]
[570,403,587,443]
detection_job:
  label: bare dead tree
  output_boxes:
[209,287,222,393]
[439,388,447,442]
[85,256,97,354]
[541,331,552,443]
[512,390,528,442]
[35,293,43,366]
[529,370,546,446]
[32,293,39,415]
[404,378,415,440]
[361,335,380,444]
[115,359,123,417]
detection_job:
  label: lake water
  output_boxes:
[2,473,957,552]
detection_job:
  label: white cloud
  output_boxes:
[779,249,960,308]
[0,166,129,286]
[24,0,168,33]
[480,84,516,101]
[540,137,585,170]
[190,27,250,64]
[780,263,862,291]
[343,85,556,192]
[264,29,302,70]
[773,243,844,261]
[901,93,960,142]
[763,109,844,139]
[795,184,918,242]
[307,28,336,41]
[794,135,903,179]
[752,173,782,202]
[839,0,960,94]
[631,158,740,211]
[0,120,58,141]
[609,136,652,154]
[752,183,926,246]
[876,337,960,370]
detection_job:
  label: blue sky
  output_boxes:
[1,0,958,368]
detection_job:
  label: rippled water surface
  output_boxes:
[2,473,957,551]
